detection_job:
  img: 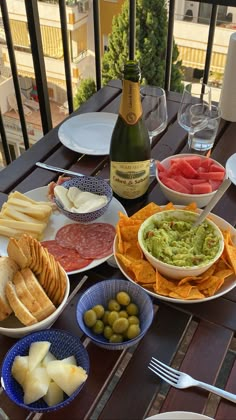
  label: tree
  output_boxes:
[73,78,96,110]
[102,0,183,92]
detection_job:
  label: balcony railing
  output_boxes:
[0,0,236,166]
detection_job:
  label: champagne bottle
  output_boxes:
[109,60,151,199]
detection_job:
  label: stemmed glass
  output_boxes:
[178,83,211,149]
[140,86,168,144]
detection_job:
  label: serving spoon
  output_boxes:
[193,153,236,228]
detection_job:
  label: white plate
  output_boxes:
[145,412,213,420]
[114,206,236,304]
[58,112,117,155]
[0,186,127,275]
[226,152,236,185]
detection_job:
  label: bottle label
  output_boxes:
[110,160,150,199]
[119,80,142,125]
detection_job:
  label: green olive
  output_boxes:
[119,310,129,319]
[108,311,119,326]
[92,320,104,335]
[128,315,140,325]
[116,291,131,306]
[104,325,113,340]
[102,310,110,325]
[126,302,139,316]
[109,334,123,343]
[108,299,121,312]
[92,304,105,319]
[112,317,129,334]
[83,309,97,327]
[126,324,141,340]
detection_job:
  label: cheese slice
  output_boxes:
[54,185,73,210]
[56,186,108,213]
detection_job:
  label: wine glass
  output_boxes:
[178,82,212,149]
[189,103,221,151]
[140,86,168,143]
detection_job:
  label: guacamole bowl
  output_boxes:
[138,209,224,280]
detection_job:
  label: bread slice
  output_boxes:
[5,281,37,326]
[13,271,43,320]
[7,237,28,269]
[0,256,19,321]
[21,268,56,320]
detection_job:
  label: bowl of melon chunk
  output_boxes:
[1,329,89,412]
[156,154,226,208]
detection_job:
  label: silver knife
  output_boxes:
[36,162,85,177]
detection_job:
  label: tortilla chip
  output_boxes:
[224,242,236,274]
[130,202,162,221]
[130,260,156,284]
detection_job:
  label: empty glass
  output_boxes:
[178,82,212,148]
[140,86,168,143]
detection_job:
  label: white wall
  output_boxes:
[0,77,14,113]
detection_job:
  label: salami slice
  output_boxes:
[75,223,116,259]
[41,240,92,272]
[55,224,87,249]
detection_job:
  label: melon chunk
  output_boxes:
[43,381,64,407]
[47,361,88,396]
[28,341,51,371]
[11,355,29,387]
[41,351,56,368]
[23,367,50,405]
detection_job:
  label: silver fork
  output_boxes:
[148,357,236,403]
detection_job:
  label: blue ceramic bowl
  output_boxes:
[1,329,89,412]
[54,176,113,223]
[76,279,154,350]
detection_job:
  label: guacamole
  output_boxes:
[143,217,220,267]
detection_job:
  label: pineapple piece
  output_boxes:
[43,381,64,407]
[23,367,50,405]
[28,341,51,371]
[11,355,29,387]
[46,361,87,396]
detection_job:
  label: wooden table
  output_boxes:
[0,81,236,420]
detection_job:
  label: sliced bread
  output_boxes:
[5,281,37,326]
[0,256,19,321]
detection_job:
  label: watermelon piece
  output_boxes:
[156,161,166,173]
[174,175,192,193]
[209,180,222,191]
[167,162,182,177]
[197,166,208,173]
[187,178,207,185]
[198,171,225,181]
[177,160,198,178]
[192,182,212,194]
[200,158,214,169]
[209,163,225,173]
[162,177,190,194]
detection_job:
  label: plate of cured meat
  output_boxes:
[0,186,127,275]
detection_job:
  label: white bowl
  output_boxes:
[138,209,224,280]
[0,273,70,338]
[156,154,226,208]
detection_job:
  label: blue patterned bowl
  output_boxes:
[1,329,89,412]
[76,279,154,350]
[54,176,113,223]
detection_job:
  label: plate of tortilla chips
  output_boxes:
[114,202,236,303]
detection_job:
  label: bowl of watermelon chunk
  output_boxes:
[156,154,226,208]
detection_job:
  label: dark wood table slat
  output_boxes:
[215,358,236,419]
[160,320,233,413]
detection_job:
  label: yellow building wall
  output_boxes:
[100,0,124,55]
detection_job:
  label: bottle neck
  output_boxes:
[119,79,142,125]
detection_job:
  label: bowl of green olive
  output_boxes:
[76,279,154,350]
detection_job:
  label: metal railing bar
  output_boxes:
[0,0,30,151]
[202,4,218,86]
[24,0,52,134]
[0,110,11,165]
[59,0,74,114]
[93,0,101,90]
[129,0,136,60]
[165,0,175,92]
